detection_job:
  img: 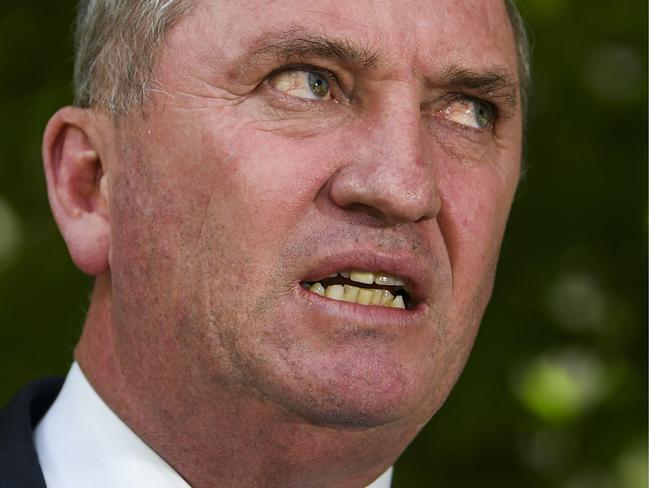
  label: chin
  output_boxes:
[264,352,441,430]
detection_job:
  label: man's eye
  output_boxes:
[268,69,331,100]
[443,98,495,129]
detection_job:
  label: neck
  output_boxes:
[75,276,410,488]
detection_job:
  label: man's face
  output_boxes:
[106,0,522,432]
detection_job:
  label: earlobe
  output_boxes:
[43,107,111,276]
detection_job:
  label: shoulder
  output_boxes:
[0,378,63,488]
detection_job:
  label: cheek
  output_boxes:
[426,158,518,381]
[436,159,518,300]
[196,120,344,235]
[109,109,347,305]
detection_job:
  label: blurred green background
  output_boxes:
[0,0,646,487]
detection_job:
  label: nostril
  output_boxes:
[333,192,438,226]
[344,203,385,221]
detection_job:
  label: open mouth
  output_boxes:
[300,270,413,310]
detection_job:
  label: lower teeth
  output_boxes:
[306,282,406,309]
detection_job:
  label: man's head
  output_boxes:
[43,1,528,485]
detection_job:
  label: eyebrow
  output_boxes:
[246,27,380,70]
[439,65,519,112]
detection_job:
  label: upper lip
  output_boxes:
[298,249,435,305]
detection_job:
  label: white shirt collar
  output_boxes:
[34,362,191,488]
[34,363,392,488]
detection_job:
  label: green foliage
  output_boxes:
[0,1,646,486]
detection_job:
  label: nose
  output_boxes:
[328,105,440,225]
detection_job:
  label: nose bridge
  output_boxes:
[372,99,422,170]
[329,93,440,225]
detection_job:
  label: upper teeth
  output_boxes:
[337,270,405,287]
[304,270,407,309]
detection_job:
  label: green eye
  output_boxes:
[474,103,491,128]
[444,98,495,129]
[308,72,329,98]
[269,69,332,100]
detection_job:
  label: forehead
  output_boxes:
[183,0,518,81]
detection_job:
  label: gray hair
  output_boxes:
[73,0,191,114]
[73,0,530,116]
[505,0,532,118]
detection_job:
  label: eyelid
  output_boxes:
[450,93,497,114]
[265,64,351,103]
[437,94,498,130]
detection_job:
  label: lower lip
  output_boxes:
[294,283,428,329]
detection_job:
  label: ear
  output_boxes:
[43,106,111,276]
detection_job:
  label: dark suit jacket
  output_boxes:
[0,378,64,488]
